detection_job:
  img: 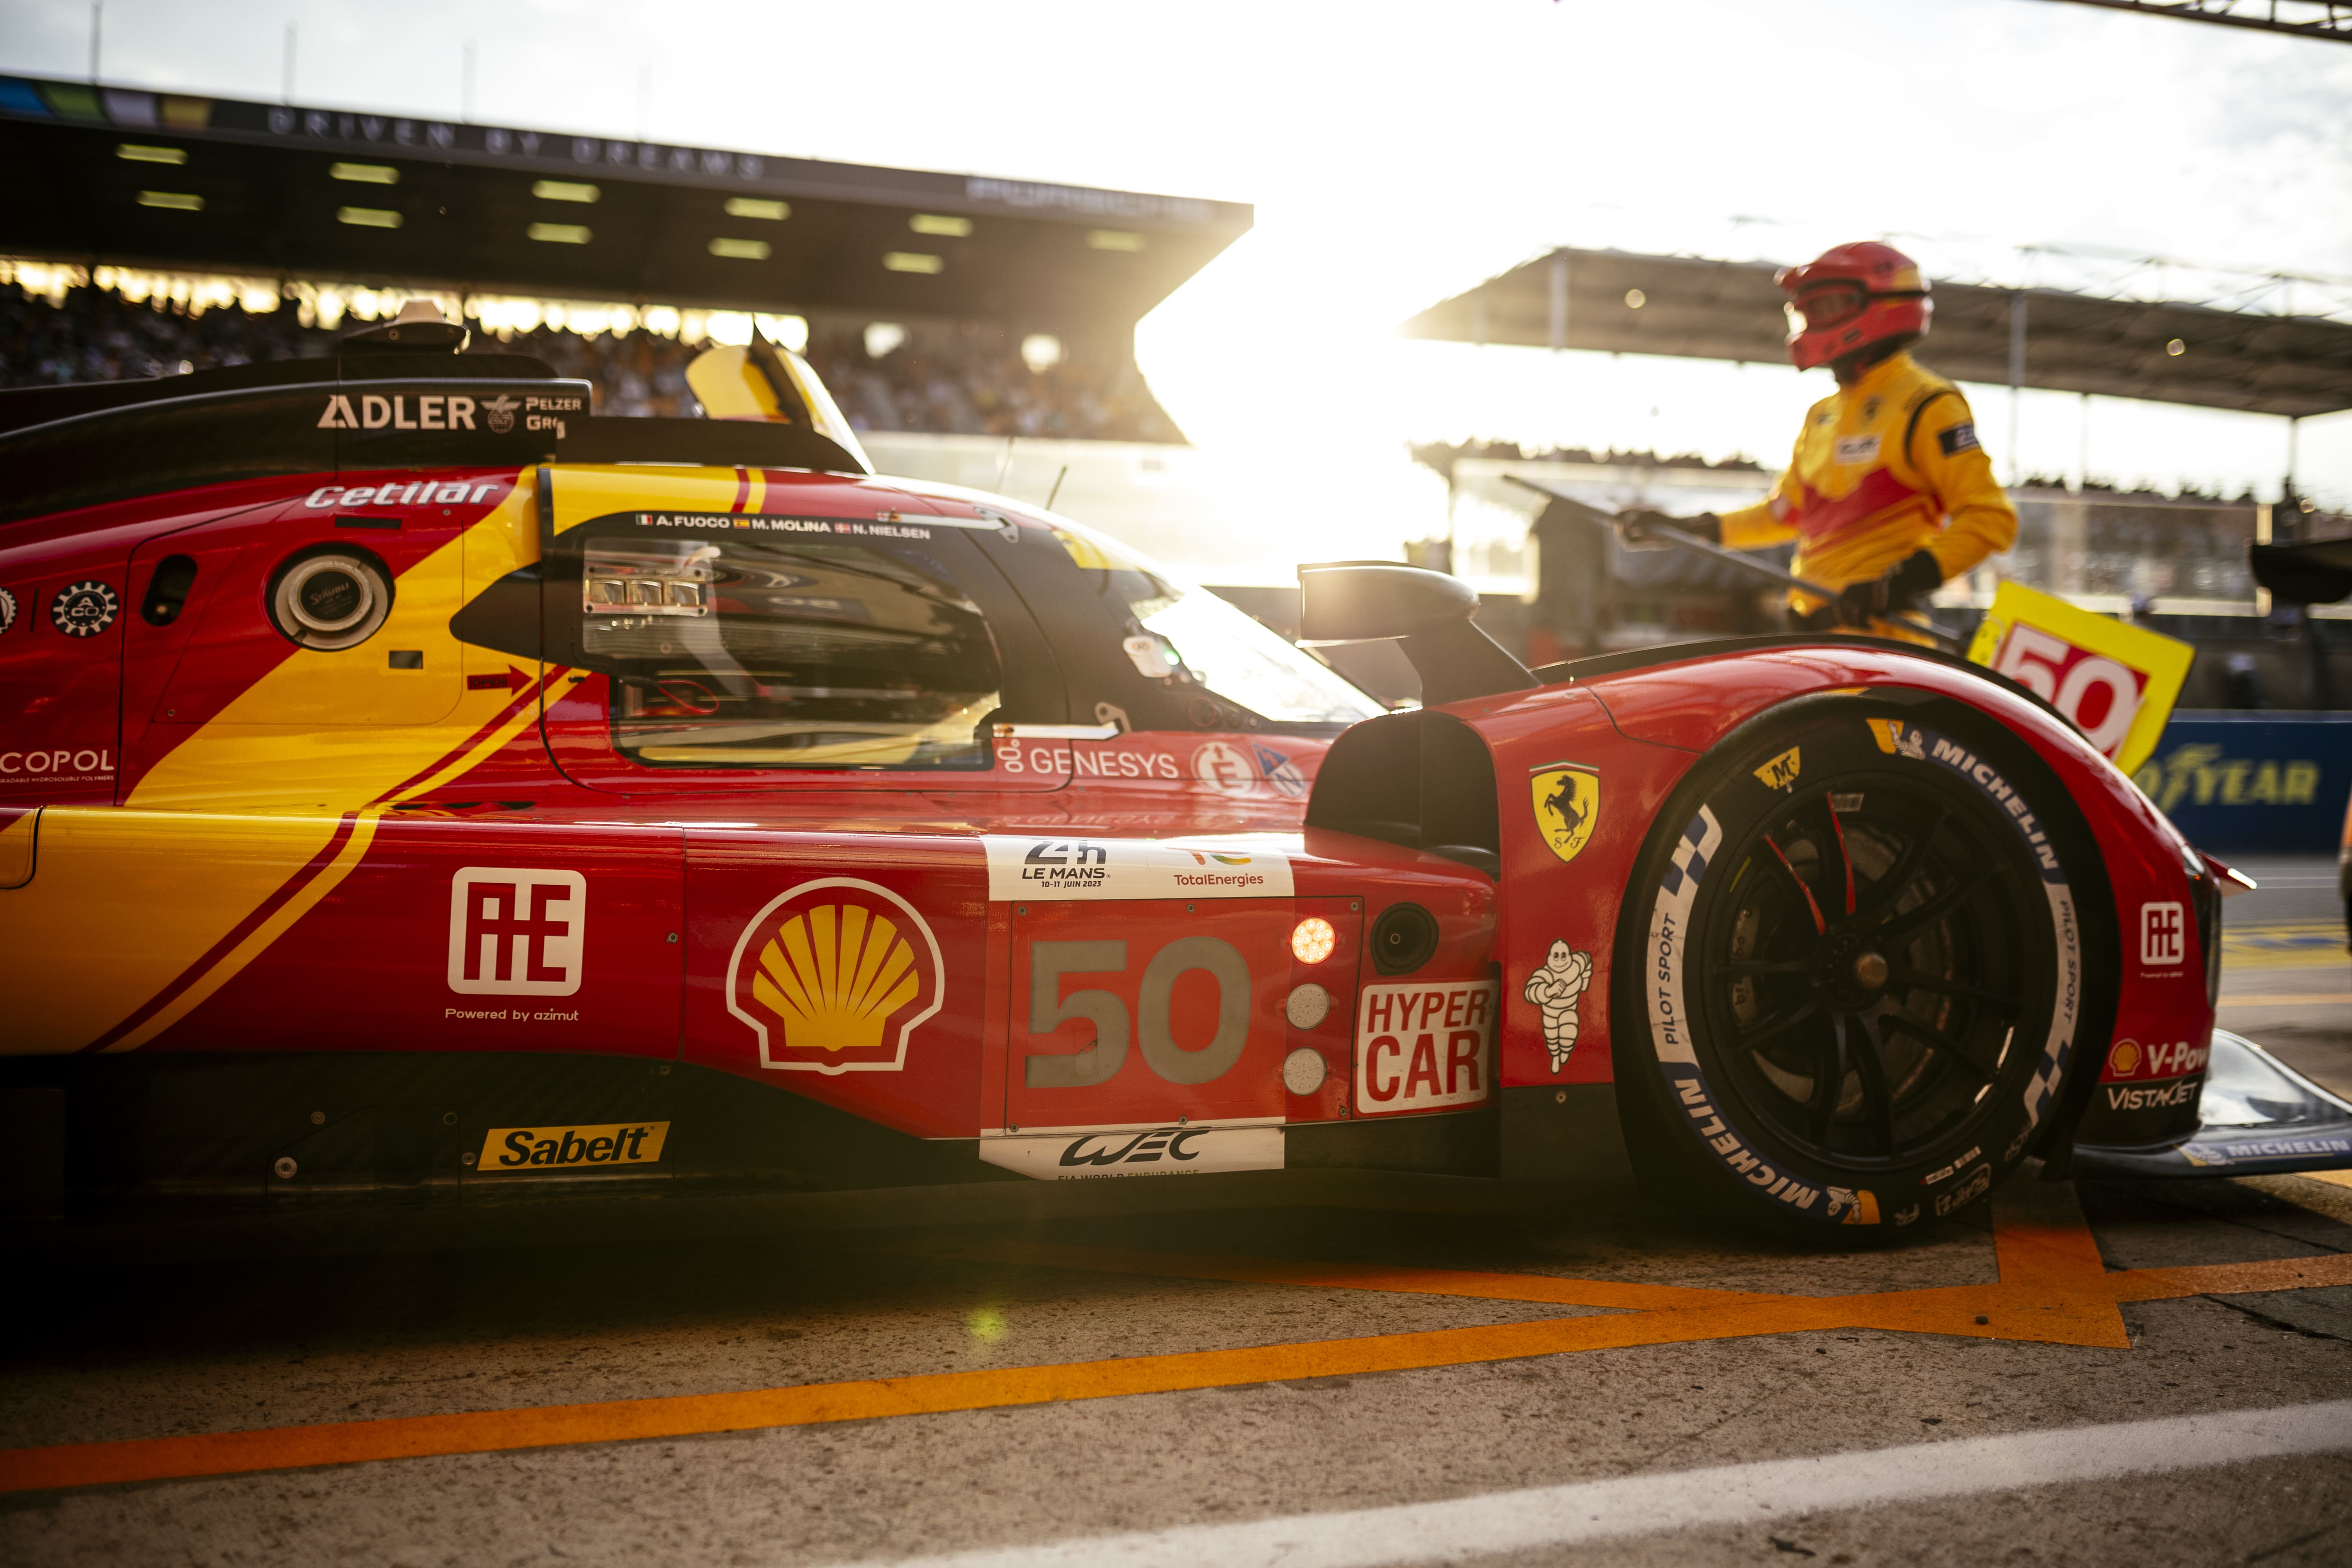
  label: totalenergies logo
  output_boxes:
[725,878,944,1075]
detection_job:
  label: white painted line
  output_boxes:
[821,1400,2352,1568]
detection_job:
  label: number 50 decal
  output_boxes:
[1024,937,1251,1088]
[1965,582,2192,775]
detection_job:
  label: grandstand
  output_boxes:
[0,73,1245,442]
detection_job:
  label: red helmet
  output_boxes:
[1776,241,1931,371]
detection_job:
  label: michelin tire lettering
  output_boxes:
[1640,713,2083,1227]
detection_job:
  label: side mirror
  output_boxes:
[1298,560,1480,643]
[1298,560,1536,707]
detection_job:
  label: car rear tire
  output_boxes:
[1612,695,2091,1237]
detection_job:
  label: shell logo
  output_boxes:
[2108,1039,2142,1076]
[724,879,945,1074]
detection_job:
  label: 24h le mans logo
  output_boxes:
[1530,762,1599,865]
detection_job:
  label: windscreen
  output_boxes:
[578,533,1002,769]
[1049,519,1383,725]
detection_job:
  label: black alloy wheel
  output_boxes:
[1700,771,2033,1168]
[1615,698,2093,1237]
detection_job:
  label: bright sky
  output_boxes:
[4,0,2349,565]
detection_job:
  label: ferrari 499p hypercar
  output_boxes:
[2,319,2346,1241]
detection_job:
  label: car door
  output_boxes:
[123,486,476,808]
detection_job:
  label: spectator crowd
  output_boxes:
[0,281,1183,442]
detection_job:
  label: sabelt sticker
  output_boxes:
[1530,762,1599,865]
[983,835,1295,901]
[0,587,15,637]
[50,581,118,638]
[1355,978,1498,1115]
[476,1121,669,1172]
[978,1119,1283,1180]
[726,878,945,1075]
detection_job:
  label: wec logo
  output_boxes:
[1058,1126,1212,1168]
[447,868,585,996]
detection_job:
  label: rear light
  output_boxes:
[1290,917,1337,965]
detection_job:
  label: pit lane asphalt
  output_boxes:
[4,864,2349,1568]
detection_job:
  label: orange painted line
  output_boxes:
[2106,1252,2352,1302]
[880,1238,1792,1311]
[7,1195,2347,1496]
[0,1299,1861,1496]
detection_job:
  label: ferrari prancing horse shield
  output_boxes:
[1530,763,1599,865]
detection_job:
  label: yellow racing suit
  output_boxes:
[1719,351,2016,642]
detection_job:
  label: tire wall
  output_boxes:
[1458,646,2212,1155]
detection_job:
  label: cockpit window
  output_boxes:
[579,535,1001,769]
[1050,520,1382,725]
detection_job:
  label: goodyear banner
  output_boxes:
[2135,712,2352,855]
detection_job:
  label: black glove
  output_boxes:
[1616,510,1722,551]
[1836,549,1944,626]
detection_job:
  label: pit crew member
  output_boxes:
[1621,241,2017,645]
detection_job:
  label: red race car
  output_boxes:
[3,317,2345,1238]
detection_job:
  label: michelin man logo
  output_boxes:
[1522,939,1593,1074]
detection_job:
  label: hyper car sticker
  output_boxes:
[982,834,1296,901]
[1354,978,1497,1114]
[724,877,946,1074]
